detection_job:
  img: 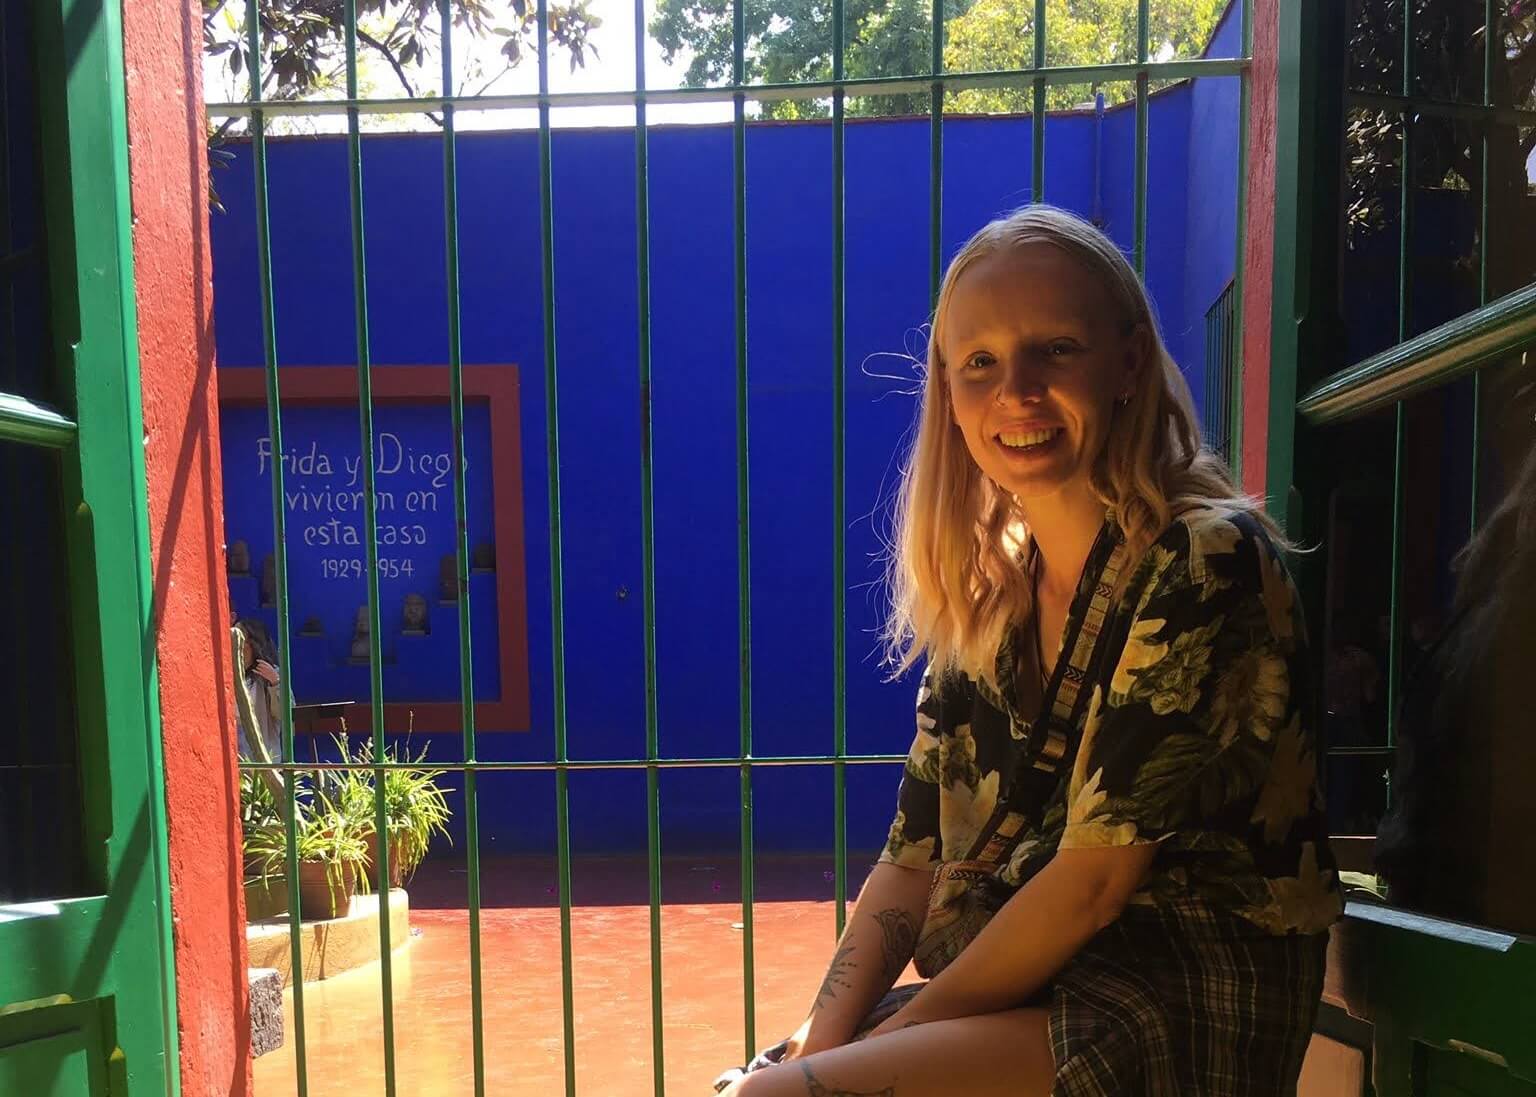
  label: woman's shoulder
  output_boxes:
[1132,504,1286,601]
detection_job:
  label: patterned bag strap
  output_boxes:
[967,527,1129,866]
[1029,532,1129,772]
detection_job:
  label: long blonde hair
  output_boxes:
[882,204,1280,683]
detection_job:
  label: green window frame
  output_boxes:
[0,0,179,1093]
[1270,2,1536,1092]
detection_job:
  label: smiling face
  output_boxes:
[940,242,1145,504]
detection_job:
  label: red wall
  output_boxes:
[120,0,251,1092]
[1241,0,1279,498]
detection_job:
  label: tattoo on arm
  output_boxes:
[814,942,858,1011]
[873,908,920,986]
[801,1064,896,1097]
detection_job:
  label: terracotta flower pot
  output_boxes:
[296,858,357,920]
[362,832,406,889]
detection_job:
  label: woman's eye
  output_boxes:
[963,353,995,371]
[1047,341,1080,357]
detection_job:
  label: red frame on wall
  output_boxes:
[218,364,531,733]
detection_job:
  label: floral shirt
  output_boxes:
[879,507,1342,936]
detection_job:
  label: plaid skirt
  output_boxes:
[715,898,1326,1096]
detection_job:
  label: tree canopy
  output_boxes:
[203,0,601,116]
[647,0,1227,118]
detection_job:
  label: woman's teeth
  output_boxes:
[998,428,1062,450]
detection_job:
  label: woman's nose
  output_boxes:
[994,355,1046,404]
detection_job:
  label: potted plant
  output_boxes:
[336,733,453,889]
[244,781,372,920]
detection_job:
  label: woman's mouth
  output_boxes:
[996,427,1064,453]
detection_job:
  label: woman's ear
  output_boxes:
[1122,322,1153,397]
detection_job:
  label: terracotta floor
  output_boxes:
[253,855,892,1097]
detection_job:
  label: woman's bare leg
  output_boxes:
[721,1008,1053,1097]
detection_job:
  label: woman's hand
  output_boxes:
[780,1014,852,1062]
[861,1003,932,1042]
[252,659,280,686]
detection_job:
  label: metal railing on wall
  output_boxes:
[210,0,1255,1093]
[1204,279,1237,465]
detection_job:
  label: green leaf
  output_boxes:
[1129,732,1218,827]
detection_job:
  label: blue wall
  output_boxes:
[211,83,1236,857]
[1180,1,1244,407]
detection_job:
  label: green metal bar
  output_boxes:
[1344,89,1536,128]
[437,8,487,1097]
[204,58,1251,119]
[534,0,577,1089]
[928,0,943,303]
[0,391,75,447]
[338,0,398,1086]
[1471,0,1494,532]
[1296,282,1536,425]
[1385,0,1414,762]
[241,753,910,773]
[1031,0,1045,201]
[242,3,309,1090]
[832,0,849,941]
[632,0,666,1088]
[1133,0,1149,274]
[731,0,756,1060]
[1227,0,1252,484]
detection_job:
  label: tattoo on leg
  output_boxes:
[814,942,857,1011]
[873,908,919,986]
[801,1063,895,1097]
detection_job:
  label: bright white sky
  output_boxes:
[205,0,735,132]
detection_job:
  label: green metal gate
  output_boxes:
[1272,1,1536,1093]
[0,0,178,1091]
[209,2,1254,1096]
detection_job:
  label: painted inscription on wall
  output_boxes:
[221,403,501,705]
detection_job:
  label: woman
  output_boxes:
[716,206,1339,1096]
[233,617,287,808]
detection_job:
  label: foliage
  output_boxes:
[243,779,374,899]
[944,0,1226,114]
[239,732,454,890]
[202,0,602,130]
[647,0,1226,119]
[1345,0,1536,245]
[334,734,455,882]
[240,768,284,831]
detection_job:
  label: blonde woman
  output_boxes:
[716,206,1339,1096]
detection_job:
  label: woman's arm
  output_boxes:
[865,843,1155,1036]
[783,860,934,1058]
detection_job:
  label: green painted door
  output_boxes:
[0,0,177,1090]
[1272,2,1536,1095]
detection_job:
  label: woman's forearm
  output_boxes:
[796,860,933,1049]
[867,844,1156,1035]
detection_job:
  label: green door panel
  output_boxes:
[0,1000,111,1097]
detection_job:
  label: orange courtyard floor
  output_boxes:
[253,855,894,1097]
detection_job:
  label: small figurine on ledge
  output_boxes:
[402,592,429,636]
[227,539,251,576]
[260,554,277,607]
[349,605,371,663]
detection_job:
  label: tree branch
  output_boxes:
[356,25,421,98]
